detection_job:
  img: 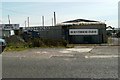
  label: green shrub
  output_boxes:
[27,38,68,47]
[5,35,68,51]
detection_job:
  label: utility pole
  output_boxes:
[27,17,29,27]
[42,16,44,27]
[54,12,56,26]
[8,15,10,24]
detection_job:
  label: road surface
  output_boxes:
[1,45,119,78]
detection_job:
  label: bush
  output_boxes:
[4,35,29,51]
[27,38,68,47]
[5,35,68,51]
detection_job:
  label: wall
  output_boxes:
[61,24,107,44]
[23,24,107,44]
[24,26,63,40]
[39,26,62,40]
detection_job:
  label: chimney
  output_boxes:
[27,17,29,27]
[54,12,56,26]
[42,16,44,27]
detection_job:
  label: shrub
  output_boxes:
[27,38,68,47]
[5,35,68,51]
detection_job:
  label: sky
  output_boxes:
[0,0,119,28]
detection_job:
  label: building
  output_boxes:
[0,24,19,38]
[58,19,107,44]
[22,19,107,44]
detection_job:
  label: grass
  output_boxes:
[4,45,67,52]
[4,47,28,51]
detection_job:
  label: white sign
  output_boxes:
[0,24,19,30]
[69,29,98,35]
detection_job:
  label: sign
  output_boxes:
[0,24,19,30]
[69,29,98,35]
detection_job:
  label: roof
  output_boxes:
[57,19,105,26]
[106,26,114,30]
[63,19,99,23]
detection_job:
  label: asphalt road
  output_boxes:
[1,45,119,78]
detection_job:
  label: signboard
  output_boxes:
[69,29,98,35]
[0,24,19,30]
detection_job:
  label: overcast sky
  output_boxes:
[0,0,119,28]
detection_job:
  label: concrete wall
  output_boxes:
[39,26,62,40]
[24,26,63,40]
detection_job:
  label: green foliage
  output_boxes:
[4,35,29,51]
[28,38,68,47]
[5,35,68,51]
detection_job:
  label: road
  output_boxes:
[1,45,119,78]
